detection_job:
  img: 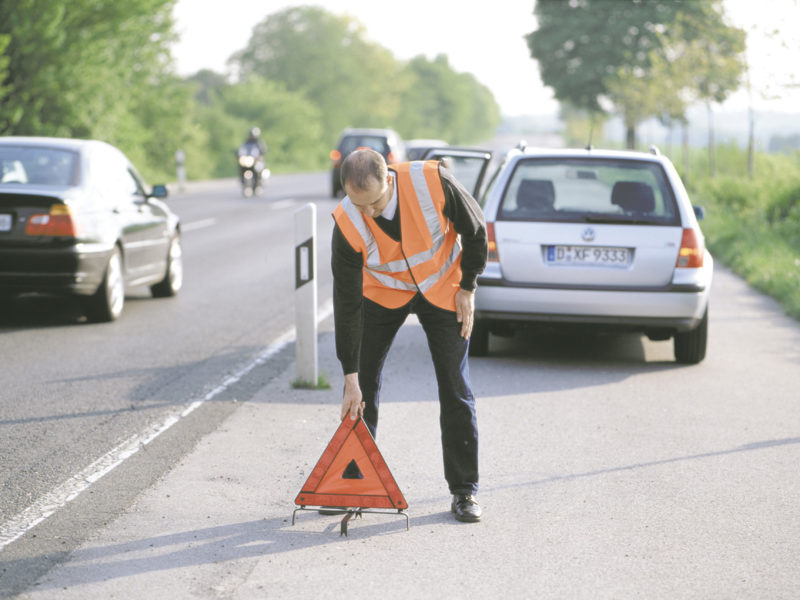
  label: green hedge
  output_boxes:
[687,149,800,320]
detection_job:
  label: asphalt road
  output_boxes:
[0,173,336,586]
[2,167,800,598]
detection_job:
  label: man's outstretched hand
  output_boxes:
[340,372,365,421]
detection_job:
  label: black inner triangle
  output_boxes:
[341,459,364,479]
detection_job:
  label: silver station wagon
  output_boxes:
[472,145,713,364]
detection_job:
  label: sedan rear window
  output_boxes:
[0,146,80,186]
[339,136,390,158]
[498,158,679,225]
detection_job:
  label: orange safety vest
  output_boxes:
[333,160,462,311]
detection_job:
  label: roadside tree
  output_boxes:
[527,0,745,150]
[231,6,402,146]
[0,0,192,181]
[396,54,500,144]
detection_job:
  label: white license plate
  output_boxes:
[0,214,11,232]
[546,245,630,266]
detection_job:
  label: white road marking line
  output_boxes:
[182,218,217,232]
[0,299,334,551]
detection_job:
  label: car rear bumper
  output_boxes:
[475,278,710,333]
[0,242,113,296]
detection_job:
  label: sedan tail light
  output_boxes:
[330,149,341,165]
[25,204,77,237]
[676,228,704,268]
[487,222,499,262]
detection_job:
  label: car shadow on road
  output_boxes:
[0,292,160,330]
[0,295,89,327]
[0,512,446,595]
[374,322,684,402]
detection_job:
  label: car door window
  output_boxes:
[424,150,492,199]
[124,168,147,199]
[93,146,145,206]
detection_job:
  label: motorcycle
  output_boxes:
[236,143,270,197]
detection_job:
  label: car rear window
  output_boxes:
[338,135,390,158]
[498,158,680,225]
[0,146,80,187]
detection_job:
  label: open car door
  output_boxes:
[422,147,493,199]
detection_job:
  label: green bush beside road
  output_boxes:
[685,148,800,320]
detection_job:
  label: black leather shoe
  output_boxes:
[451,494,482,522]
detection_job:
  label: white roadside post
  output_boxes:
[294,203,318,385]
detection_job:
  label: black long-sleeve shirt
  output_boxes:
[331,164,487,374]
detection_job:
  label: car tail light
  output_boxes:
[487,222,499,262]
[676,228,704,268]
[25,204,77,237]
[330,149,341,164]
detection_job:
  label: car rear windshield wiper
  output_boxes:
[583,215,660,225]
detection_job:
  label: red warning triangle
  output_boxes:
[295,417,407,510]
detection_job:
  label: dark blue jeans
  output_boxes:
[359,295,479,495]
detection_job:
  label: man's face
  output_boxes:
[345,175,392,219]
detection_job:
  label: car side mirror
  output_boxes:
[692,205,705,220]
[150,184,168,199]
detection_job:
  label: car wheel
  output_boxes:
[150,235,183,298]
[674,307,708,364]
[85,246,124,322]
[469,321,490,357]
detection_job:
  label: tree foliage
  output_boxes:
[231,6,499,148]
[231,7,404,146]
[396,55,500,144]
[0,0,192,179]
[0,3,500,181]
[527,0,745,148]
[196,76,325,176]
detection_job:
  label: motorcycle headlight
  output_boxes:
[239,156,255,168]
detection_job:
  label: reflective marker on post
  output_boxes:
[294,203,317,385]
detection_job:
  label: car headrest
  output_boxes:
[517,179,555,210]
[611,181,655,213]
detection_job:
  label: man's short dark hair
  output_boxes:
[340,148,387,191]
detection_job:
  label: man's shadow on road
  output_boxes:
[0,512,446,593]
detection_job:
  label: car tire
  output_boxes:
[674,307,708,364]
[85,246,124,322]
[469,321,490,357]
[150,235,183,298]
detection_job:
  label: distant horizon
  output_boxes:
[172,0,800,118]
[500,106,800,151]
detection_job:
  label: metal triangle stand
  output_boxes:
[292,505,410,537]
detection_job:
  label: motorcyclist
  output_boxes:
[242,127,267,156]
[237,127,268,194]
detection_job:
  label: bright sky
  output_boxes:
[171,0,799,116]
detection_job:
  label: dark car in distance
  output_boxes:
[0,137,182,322]
[330,128,406,197]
